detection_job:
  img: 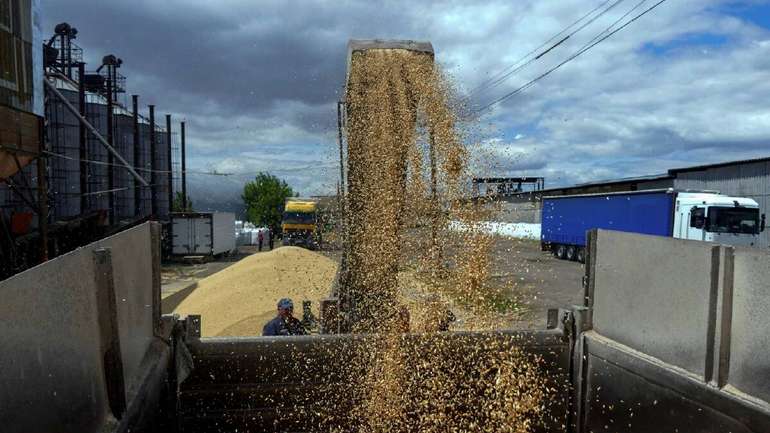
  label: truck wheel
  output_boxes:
[555,244,567,260]
[566,245,576,261]
[576,247,586,264]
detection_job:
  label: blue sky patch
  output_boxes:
[714,2,770,29]
[640,32,729,56]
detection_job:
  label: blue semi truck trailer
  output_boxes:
[541,189,765,262]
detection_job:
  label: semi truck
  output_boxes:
[541,189,765,262]
[282,198,319,249]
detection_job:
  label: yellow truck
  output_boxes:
[281,198,319,249]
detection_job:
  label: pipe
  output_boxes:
[149,105,157,216]
[166,114,173,215]
[106,78,114,225]
[43,79,148,186]
[37,121,48,262]
[180,121,186,211]
[78,62,87,213]
[132,95,141,216]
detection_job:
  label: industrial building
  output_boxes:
[524,156,770,249]
[0,15,188,278]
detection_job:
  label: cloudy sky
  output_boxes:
[41,0,770,208]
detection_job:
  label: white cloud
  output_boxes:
[43,0,770,204]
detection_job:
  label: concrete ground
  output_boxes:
[161,245,269,298]
[162,237,584,330]
[489,238,585,328]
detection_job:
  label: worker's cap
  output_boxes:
[277,298,294,310]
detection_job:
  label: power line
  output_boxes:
[43,151,234,176]
[577,0,649,52]
[465,0,621,100]
[44,150,338,177]
[474,0,668,113]
[469,0,628,101]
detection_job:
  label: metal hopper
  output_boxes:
[344,39,434,92]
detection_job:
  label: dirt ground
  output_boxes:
[488,237,585,328]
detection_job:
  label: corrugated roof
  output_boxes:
[668,155,770,174]
[537,173,672,194]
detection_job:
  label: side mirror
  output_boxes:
[761,214,766,233]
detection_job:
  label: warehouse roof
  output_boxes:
[533,154,770,195]
[668,155,770,174]
[536,172,672,194]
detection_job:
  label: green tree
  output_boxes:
[242,172,295,232]
[172,191,193,212]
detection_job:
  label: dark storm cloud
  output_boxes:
[42,1,343,114]
[38,0,770,201]
[39,0,434,124]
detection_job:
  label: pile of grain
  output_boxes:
[173,247,337,337]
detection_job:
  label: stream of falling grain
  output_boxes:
[326,47,552,432]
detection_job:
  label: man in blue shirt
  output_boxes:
[262,298,307,336]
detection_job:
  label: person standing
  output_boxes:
[268,228,274,250]
[262,298,307,336]
[258,230,264,252]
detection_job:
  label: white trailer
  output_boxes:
[171,212,236,256]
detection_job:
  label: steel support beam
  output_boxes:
[149,105,157,216]
[166,114,173,215]
[132,95,141,216]
[180,121,186,211]
[106,79,115,224]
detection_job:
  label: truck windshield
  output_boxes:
[707,207,759,234]
[283,212,315,224]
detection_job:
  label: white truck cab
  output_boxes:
[673,192,766,247]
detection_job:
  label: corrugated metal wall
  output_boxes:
[48,88,81,220]
[154,128,170,219]
[0,84,177,231]
[137,121,153,218]
[114,112,135,220]
[673,161,770,249]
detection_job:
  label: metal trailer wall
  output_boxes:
[578,229,770,432]
[211,212,235,255]
[672,160,770,249]
[541,190,675,247]
[179,329,571,432]
[0,223,167,433]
